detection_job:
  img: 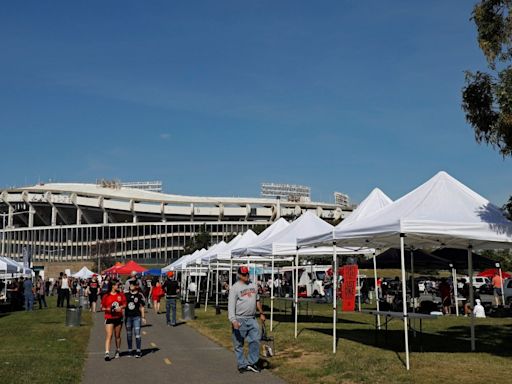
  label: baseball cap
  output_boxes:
[238,266,249,275]
[167,271,174,278]
[129,279,139,286]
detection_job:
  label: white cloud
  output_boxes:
[160,133,171,140]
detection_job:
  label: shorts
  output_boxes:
[89,294,97,304]
[442,296,452,306]
[105,318,123,326]
[494,288,502,296]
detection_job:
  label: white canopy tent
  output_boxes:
[201,236,248,310]
[233,211,372,335]
[16,262,32,277]
[299,188,393,246]
[204,234,243,262]
[231,218,290,257]
[300,171,512,370]
[205,230,259,306]
[0,256,21,274]
[199,241,230,265]
[72,266,95,279]
[299,188,394,340]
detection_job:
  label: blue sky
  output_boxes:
[0,1,511,205]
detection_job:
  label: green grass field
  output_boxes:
[188,297,512,384]
[0,297,92,384]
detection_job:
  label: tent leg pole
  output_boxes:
[372,252,381,330]
[400,234,410,370]
[215,261,219,312]
[468,246,475,351]
[333,242,338,354]
[229,258,233,288]
[294,248,299,339]
[271,255,275,332]
[186,271,190,302]
[205,267,210,312]
[197,273,202,305]
[411,250,415,314]
[452,267,459,317]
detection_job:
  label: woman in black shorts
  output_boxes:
[101,280,126,361]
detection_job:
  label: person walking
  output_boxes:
[36,276,48,309]
[61,274,71,308]
[124,280,146,358]
[492,272,504,306]
[228,266,266,373]
[439,278,452,315]
[87,275,100,312]
[101,279,126,361]
[56,272,63,307]
[150,280,163,315]
[162,272,179,326]
[124,271,141,293]
[23,277,34,311]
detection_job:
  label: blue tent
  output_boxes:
[144,268,163,276]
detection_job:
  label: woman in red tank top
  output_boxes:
[151,280,163,315]
[100,279,126,361]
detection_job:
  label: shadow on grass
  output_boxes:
[304,323,512,357]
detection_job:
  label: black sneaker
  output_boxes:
[246,364,261,373]
[114,350,120,359]
[238,367,247,374]
[135,350,142,358]
[104,353,110,362]
[127,350,132,357]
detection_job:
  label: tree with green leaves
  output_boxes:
[463,1,512,218]
[504,195,512,219]
[462,1,512,157]
[184,224,211,255]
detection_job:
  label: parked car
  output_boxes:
[503,278,512,306]
[459,276,490,289]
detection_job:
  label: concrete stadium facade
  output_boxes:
[0,183,349,266]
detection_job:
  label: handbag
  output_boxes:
[260,321,274,357]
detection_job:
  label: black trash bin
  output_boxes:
[66,307,82,327]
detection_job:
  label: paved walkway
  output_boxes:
[82,308,285,384]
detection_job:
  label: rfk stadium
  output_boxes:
[0,182,348,270]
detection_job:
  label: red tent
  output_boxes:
[478,268,512,279]
[103,262,124,274]
[116,260,147,275]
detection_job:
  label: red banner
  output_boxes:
[340,264,358,312]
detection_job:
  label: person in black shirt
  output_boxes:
[124,280,146,358]
[162,272,180,326]
[87,275,100,312]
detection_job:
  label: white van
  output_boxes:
[459,276,490,289]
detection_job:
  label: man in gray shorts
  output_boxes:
[228,266,266,373]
